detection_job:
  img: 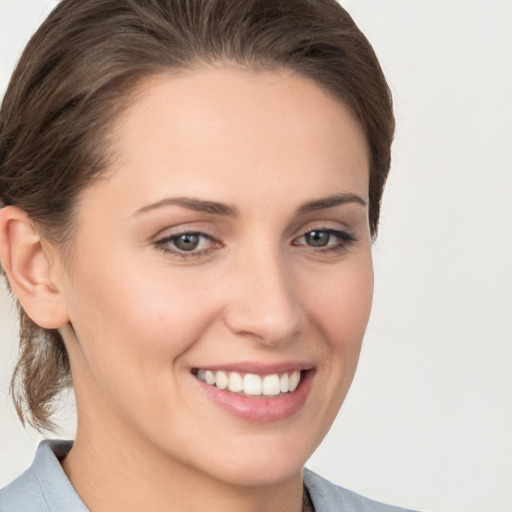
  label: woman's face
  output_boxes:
[55,68,373,486]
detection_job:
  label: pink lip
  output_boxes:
[193,361,314,375]
[193,368,315,423]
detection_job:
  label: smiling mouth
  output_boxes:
[192,368,304,397]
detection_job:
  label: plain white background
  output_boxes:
[0,1,511,511]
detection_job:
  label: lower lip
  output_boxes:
[194,370,314,423]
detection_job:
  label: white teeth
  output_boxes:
[244,374,262,396]
[205,370,215,385]
[280,373,289,393]
[216,371,228,390]
[263,374,281,396]
[195,369,303,397]
[228,372,243,392]
[289,370,300,392]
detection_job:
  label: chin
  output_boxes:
[199,434,318,488]
[214,455,305,488]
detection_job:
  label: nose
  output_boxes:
[222,247,305,346]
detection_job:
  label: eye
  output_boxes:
[294,228,355,251]
[172,233,204,251]
[155,231,217,255]
[303,230,332,247]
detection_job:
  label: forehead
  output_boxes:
[82,67,370,214]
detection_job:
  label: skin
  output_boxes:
[1,67,373,512]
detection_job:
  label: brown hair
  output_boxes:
[0,0,394,431]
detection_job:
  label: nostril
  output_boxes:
[221,257,305,344]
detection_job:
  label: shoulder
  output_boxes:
[0,462,48,512]
[0,440,87,512]
[304,468,421,512]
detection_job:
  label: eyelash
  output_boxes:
[293,228,356,254]
[155,231,220,259]
[154,228,356,258]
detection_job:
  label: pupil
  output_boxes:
[306,231,329,247]
[175,234,200,251]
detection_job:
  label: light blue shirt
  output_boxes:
[0,440,420,511]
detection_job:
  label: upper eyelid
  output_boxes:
[289,214,353,233]
[294,228,354,241]
[293,224,353,239]
[152,218,356,243]
[154,225,352,241]
[153,224,220,242]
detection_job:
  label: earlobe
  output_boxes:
[0,206,70,329]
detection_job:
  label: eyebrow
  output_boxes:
[134,193,366,217]
[297,193,367,214]
[134,197,238,217]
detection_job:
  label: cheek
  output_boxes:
[64,257,222,397]
[292,255,373,442]
[300,252,373,412]
[305,256,374,351]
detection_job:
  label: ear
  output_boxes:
[0,206,70,329]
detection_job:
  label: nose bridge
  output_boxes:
[223,242,303,345]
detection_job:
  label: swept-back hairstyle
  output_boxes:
[0,0,394,431]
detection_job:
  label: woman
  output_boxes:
[0,0,417,510]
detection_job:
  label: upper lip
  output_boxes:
[191,361,315,375]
